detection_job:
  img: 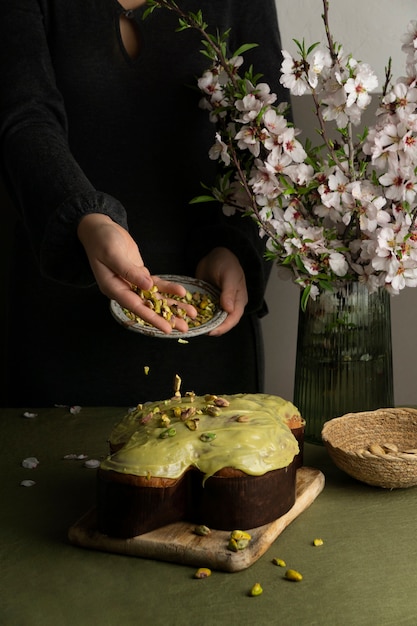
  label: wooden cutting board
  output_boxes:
[68,466,324,572]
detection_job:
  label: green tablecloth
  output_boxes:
[1,406,417,626]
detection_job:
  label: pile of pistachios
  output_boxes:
[357,442,417,458]
[123,284,218,329]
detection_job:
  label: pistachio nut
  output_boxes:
[285,569,303,582]
[194,567,211,579]
[249,583,263,597]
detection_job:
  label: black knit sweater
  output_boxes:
[0,0,289,406]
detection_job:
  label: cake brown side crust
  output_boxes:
[97,469,186,538]
[189,463,297,531]
[97,461,297,538]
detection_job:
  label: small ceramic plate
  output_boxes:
[110,275,227,339]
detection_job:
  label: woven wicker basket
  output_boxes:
[321,408,417,488]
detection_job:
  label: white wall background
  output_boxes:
[262,0,417,405]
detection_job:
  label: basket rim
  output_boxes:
[321,407,417,462]
[322,407,417,438]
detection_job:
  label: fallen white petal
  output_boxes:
[69,405,82,415]
[84,459,100,469]
[20,480,36,487]
[63,453,88,460]
[22,411,38,419]
[22,457,39,469]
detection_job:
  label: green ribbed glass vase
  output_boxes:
[293,282,394,444]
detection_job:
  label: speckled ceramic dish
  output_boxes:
[110,275,227,339]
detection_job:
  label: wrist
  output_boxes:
[77,213,114,241]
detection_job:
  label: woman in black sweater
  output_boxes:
[0,0,288,407]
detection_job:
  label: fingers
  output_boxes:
[152,276,187,298]
[208,289,246,336]
[78,216,195,333]
[111,274,200,334]
[125,286,198,333]
[195,248,248,336]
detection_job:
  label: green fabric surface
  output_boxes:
[1,406,417,626]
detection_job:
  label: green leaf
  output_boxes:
[306,41,321,56]
[189,195,217,204]
[300,286,311,311]
[232,43,259,57]
[142,5,158,20]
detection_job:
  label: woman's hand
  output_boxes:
[195,247,248,336]
[77,214,195,333]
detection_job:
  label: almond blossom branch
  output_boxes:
[149,0,417,302]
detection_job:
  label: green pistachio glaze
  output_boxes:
[100,393,300,480]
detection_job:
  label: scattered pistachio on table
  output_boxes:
[272,557,286,567]
[313,538,324,547]
[285,569,303,582]
[194,567,211,579]
[249,582,263,597]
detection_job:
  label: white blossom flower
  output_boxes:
[262,109,288,140]
[189,8,417,302]
[344,62,378,109]
[208,133,230,166]
[280,50,309,96]
[329,251,349,276]
[280,127,307,162]
[235,93,264,122]
[379,166,417,202]
[306,48,332,89]
[401,20,417,55]
[234,125,261,156]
